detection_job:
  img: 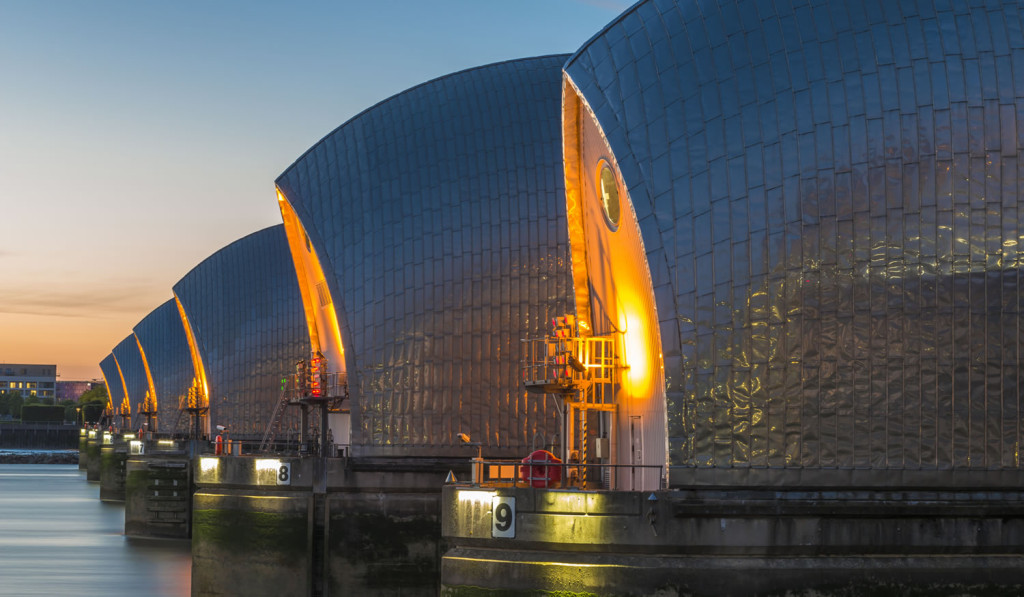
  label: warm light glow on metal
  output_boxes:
[561,77,667,490]
[112,354,131,418]
[134,334,158,414]
[276,188,346,376]
[174,295,209,401]
[617,291,657,397]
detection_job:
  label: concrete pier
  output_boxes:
[78,428,88,470]
[191,456,457,597]
[124,440,192,539]
[441,484,1024,596]
[99,433,131,501]
[85,431,102,482]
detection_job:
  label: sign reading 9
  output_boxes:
[491,496,516,538]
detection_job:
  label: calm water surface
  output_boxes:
[0,464,190,597]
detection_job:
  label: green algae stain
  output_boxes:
[193,508,308,565]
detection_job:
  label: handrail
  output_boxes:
[466,457,665,491]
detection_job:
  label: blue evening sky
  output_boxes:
[0,0,631,380]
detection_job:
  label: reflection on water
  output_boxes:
[0,464,190,597]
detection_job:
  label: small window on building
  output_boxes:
[597,160,621,231]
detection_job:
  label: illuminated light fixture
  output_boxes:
[456,489,497,506]
[122,433,136,440]
[157,440,175,447]
[255,459,282,472]
[199,457,219,473]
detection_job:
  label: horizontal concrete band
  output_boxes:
[444,485,1024,556]
[442,547,1024,597]
[670,466,1024,489]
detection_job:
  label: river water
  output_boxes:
[0,463,191,597]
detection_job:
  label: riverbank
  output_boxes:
[0,450,78,464]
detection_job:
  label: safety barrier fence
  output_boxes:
[466,458,665,491]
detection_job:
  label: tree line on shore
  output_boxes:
[0,385,108,424]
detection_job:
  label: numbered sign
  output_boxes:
[491,495,515,538]
[277,463,291,486]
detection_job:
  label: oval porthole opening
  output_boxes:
[597,160,621,231]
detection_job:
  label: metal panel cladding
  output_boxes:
[99,353,125,418]
[134,298,194,434]
[276,56,573,456]
[172,225,308,439]
[565,0,1024,484]
[112,334,148,429]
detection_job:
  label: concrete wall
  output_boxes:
[441,485,1024,596]
[85,433,101,482]
[78,429,88,469]
[125,443,192,539]
[192,490,312,597]
[0,423,78,449]
[190,456,455,597]
[99,435,130,502]
[324,465,446,596]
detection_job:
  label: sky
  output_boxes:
[0,0,632,382]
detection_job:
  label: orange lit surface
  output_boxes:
[174,296,209,406]
[562,78,667,489]
[276,189,346,374]
[134,334,158,413]
[112,355,131,419]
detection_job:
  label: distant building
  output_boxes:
[0,364,57,401]
[56,380,101,402]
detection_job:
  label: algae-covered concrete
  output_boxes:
[191,456,313,597]
[78,428,88,470]
[441,485,1024,596]
[99,436,129,501]
[125,443,191,539]
[192,490,312,597]
[326,481,442,595]
[85,433,101,482]
[189,455,457,596]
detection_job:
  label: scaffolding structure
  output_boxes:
[177,376,208,441]
[522,315,619,489]
[259,352,348,454]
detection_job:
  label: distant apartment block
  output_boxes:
[56,380,101,402]
[1,364,57,401]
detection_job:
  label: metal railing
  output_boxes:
[521,335,617,401]
[277,371,348,403]
[464,458,665,491]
